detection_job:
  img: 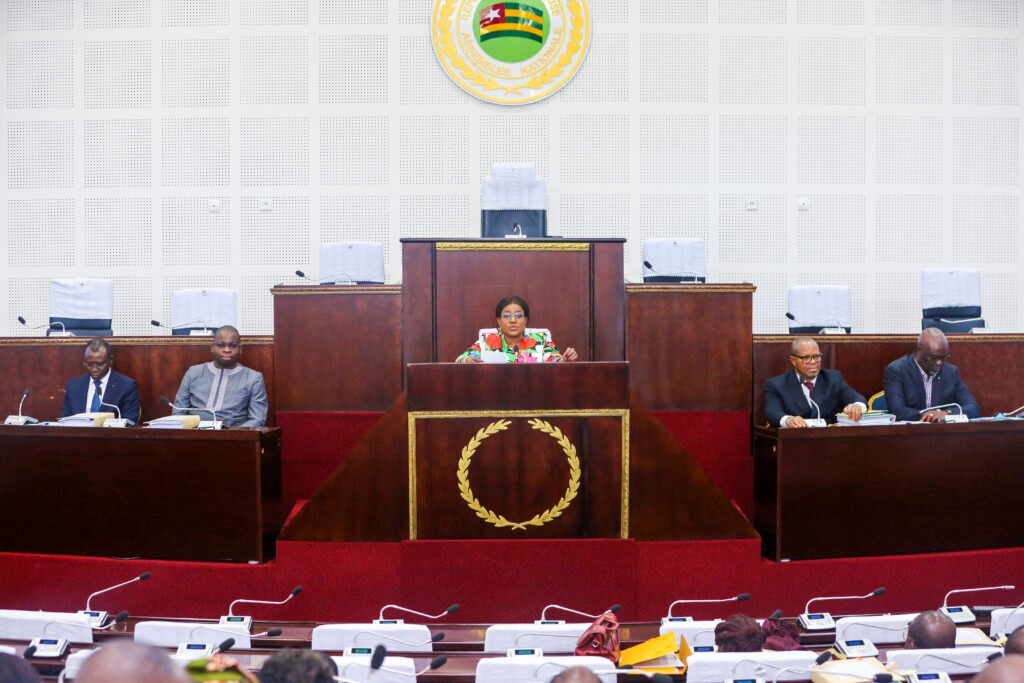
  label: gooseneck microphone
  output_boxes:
[540,603,621,621]
[85,572,151,611]
[352,630,444,648]
[229,586,303,616]
[5,389,38,426]
[377,602,459,621]
[804,587,886,614]
[18,316,67,336]
[666,593,749,618]
[943,584,1015,607]
[151,319,211,334]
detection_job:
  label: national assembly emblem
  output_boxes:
[431,0,591,105]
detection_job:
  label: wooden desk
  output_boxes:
[0,426,282,562]
[754,421,1024,560]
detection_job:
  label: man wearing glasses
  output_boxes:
[61,338,141,424]
[765,337,866,427]
[883,327,979,422]
[172,325,267,427]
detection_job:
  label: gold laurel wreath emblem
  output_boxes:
[457,418,581,530]
[435,0,588,98]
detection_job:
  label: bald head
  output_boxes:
[906,610,957,650]
[76,641,189,683]
[549,665,602,683]
[970,654,1024,683]
[1006,625,1024,656]
[0,653,42,683]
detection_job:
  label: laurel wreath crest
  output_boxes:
[435,0,588,98]
[457,418,580,530]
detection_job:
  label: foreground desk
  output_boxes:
[754,421,1024,560]
[0,426,282,562]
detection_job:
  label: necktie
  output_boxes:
[803,381,815,399]
[90,379,102,412]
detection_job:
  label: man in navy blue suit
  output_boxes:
[883,327,980,422]
[61,338,141,424]
[765,337,866,427]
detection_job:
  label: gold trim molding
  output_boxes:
[436,242,590,252]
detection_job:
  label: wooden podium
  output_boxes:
[407,362,629,540]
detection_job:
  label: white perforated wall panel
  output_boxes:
[2,0,1024,335]
[6,41,74,109]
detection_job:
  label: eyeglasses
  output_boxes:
[501,312,525,320]
[214,342,240,349]
[791,354,823,363]
[83,361,110,369]
[924,353,951,362]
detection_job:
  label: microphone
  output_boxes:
[23,645,37,658]
[98,399,135,427]
[920,403,968,423]
[376,655,447,678]
[377,602,458,621]
[784,312,847,334]
[214,638,234,654]
[800,587,886,630]
[540,603,621,621]
[804,396,827,428]
[5,389,38,425]
[911,651,1003,671]
[297,270,355,285]
[816,651,833,665]
[151,319,212,335]
[252,628,283,638]
[994,598,1024,636]
[767,609,784,620]
[352,630,444,648]
[665,593,749,619]
[229,586,303,616]
[512,632,582,647]
[771,666,893,683]
[18,316,69,336]
[643,260,655,271]
[96,610,130,631]
[370,644,386,669]
[159,395,220,430]
[83,571,151,619]
[941,584,1015,623]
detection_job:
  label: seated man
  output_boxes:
[905,610,957,649]
[61,338,141,424]
[765,337,865,427]
[173,325,267,428]
[883,328,981,422]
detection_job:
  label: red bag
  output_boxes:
[575,609,621,662]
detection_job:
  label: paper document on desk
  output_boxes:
[57,412,115,427]
[480,350,509,364]
[835,411,895,426]
[146,415,201,429]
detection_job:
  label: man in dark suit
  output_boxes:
[765,337,866,427]
[883,327,980,422]
[61,338,141,424]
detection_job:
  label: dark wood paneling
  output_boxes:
[752,334,1024,424]
[406,362,629,411]
[0,426,281,561]
[401,241,436,367]
[0,336,273,425]
[271,285,402,411]
[593,241,626,360]
[283,363,758,543]
[754,422,1024,560]
[627,284,755,411]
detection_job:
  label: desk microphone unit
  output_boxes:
[799,586,886,631]
[941,585,1015,624]
[5,389,38,426]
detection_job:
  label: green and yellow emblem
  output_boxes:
[432,0,591,105]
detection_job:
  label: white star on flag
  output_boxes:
[483,7,501,23]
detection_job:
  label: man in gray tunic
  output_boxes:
[172,325,267,428]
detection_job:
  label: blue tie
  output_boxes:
[90,379,102,412]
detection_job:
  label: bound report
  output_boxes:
[57,412,116,427]
[145,415,201,429]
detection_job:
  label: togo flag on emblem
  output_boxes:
[478,2,546,43]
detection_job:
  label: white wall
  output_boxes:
[2,0,1020,335]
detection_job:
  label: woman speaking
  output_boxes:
[455,295,578,364]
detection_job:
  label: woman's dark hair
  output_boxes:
[714,613,766,652]
[495,295,530,319]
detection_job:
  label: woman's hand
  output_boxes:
[562,347,578,362]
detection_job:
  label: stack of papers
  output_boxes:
[835,411,896,426]
[57,412,115,427]
[145,415,201,429]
